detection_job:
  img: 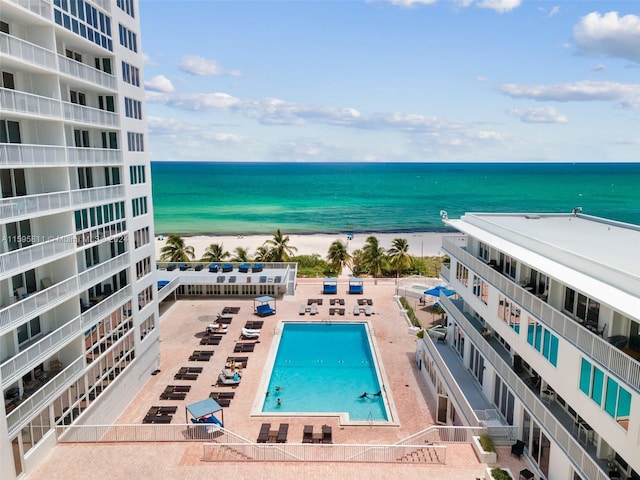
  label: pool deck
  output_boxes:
[26,278,492,480]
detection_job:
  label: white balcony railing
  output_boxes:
[0,233,76,278]
[0,276,78,337]
[80,285,132,331]
[6,357,84,435]
[0,191,69,222]
[70,185,125,207]
[1,315,82,385]
[0,144,67,166]
[5,0,52,18]
[67,147,122,165]
[440,294,609,480]
[0,32,57,70]
[0,87,62,118]
[77,252,130,288]
[442,238,640,392]
[57,55,117,90]
[62,102,119,127]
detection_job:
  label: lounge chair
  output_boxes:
[277,423,289,443]
[329,308,336,316]
[222,263,233,273]
[217,371,241,386]
[364,305,372,316]
[299,305,306,315]
[309,305,317,315]
[241,328,260,339]
[321,424,332,444]
[257,423,271,443]
[437,332,447,344]
[353,305,360,316]
[238,263,249,273]
[256,304,275,316]
[252,263,263,272]
[209,263,220,273]
[206,323,228,334]
[195,263,204,271]
[302,425,313,443]
[338,308,345,315]
[511,440,525,458]
[179,263,188,271]
[40,277,53,290]
[166,263,176,271]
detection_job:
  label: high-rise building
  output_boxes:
[418,212,639,479]
[0,1,158,477]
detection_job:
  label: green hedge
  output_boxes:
[399,296,420,327]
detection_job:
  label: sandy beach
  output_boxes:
[155,232,449,261]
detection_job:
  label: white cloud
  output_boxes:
[548,5,560,17]
[498,80,640,108]
[573,12,640,62]
[179,55,242,76]
[475,0,521,13]
[146,91,246,111]
[370,0,437,7]
[142,53,156,66]
[475,75,488,82]
[592,64,606,72]
[144,75,174,93]
[507,106,568,124]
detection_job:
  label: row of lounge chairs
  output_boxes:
[234,342,256,353]
[189,350,214,361]
[200,335,222,346]
[208,263,263,273]
[217,368,241,387]
[209,391,235,407]
[160,385,190,400]
[174,366,203,380]
[142,405,177,424]
[302,424,332,444]
[257,423,289,443]
[329,298,346,305]
[353,305,374,316]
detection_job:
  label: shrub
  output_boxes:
[479,434,495,452]
[416,329,425,338]
[491,468,512,480]
[399,296,420,327]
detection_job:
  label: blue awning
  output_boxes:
[424,285,456,298]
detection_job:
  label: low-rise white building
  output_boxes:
[418,212,640,480]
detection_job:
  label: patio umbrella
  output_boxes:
[424,285,456,298]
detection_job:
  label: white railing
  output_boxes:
[81,286,132,331]
[0,32,57,70]
[0,87,61,118]
[77,252,130,287]
[57,424,234,443]
[0,233,75,277]
[441,263,450,282]
[7,357,84,435]
[62,102,119,127]
[67,147,122,165]
[6,0,52,18]
[442,238,640,392]
[93,0,111,13]
[420,335,481,427]
[157,277,180,303]
[0,144,67,166]
[0,191,69,221]
[70,185,125,207]
[0,276,78,336]
[57,54,117,90]
[440,294,609,480]
[1,315,81,384]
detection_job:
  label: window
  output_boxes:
[117,0,135,17]
[0,120,22,143]
[129,165,146,184]
[456,262,469,286]
[478,241,489,262]
[119,24,137,52]
[5,220,32,251]
[2,71,15,89]
[1,168,27,198]
[101,132,118,149]
[564,287,600,325]
[94,57,112,74]
[98,95,115,112]
[127,132,144,151]
[121,61,140,86]
[124,97,142,119]
[493,375,515,424]
[134,226,150,248]
[17,317,41,344]
[132,196,148,217]
[74,129,90,147]
[0,20,9,34]
[499,253,517,278]
[579,358,606,406]
[136,256,151,279]
[77,167,93,189]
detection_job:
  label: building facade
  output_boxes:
[418,212,639,480]
[0,0,158,477]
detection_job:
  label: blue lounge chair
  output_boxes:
[256,304,275,317]
[222,263,233,273]
[252,263,263,273]
[238,263,249,273]
[209,263,220,273]
[167,263,176,271]
[195,263,204,271]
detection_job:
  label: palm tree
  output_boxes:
[264,229,297,261]
[230,246,250,262]
[326,240,351,275]
[350,249,364,276]
[159,234,195,262]
[200,243,230,262]
[362,235,387,277]
[254,244,270,261]
[387,238,413,277]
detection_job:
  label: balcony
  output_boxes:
[440,294,611,480]
[67,147,122,165]
[0,32,57,70]
[5,0,52,19]
[0,233,76,278]
[77,252,130,289]
[62,102,119,127]
[0,191,70,222]
[0,87,62,118]
[6,356,84,435]
[442,238,640,392]
[57,54,117,90]
[0,276,78,337]
[70,184,125,208]
[0,144,67,167]
[81,285,132,331]
[1,315,82,386]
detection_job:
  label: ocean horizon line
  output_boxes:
[154,227,458,237]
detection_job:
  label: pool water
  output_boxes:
[262,323,388,421]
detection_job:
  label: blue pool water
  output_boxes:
[262,323,388,421]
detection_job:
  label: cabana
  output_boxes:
[186,397,224,427]
[254,295,276,316]
[348,277,364,295]
[323,277,338,295]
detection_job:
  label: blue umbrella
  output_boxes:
[424,285,456,298]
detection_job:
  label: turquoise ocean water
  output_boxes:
[151,162,640,235]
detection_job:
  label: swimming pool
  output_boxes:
[261,322,390,422]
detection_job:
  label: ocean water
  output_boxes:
[151,162,640,235]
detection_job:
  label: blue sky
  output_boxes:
[140,1,640,163]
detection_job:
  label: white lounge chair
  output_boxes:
[299,305,306,315]
[353,305,360,316]
[310,305,317,315]
[241,328,260,339]
[365,305,372,316]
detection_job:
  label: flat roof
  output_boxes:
[446,213,640,317]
